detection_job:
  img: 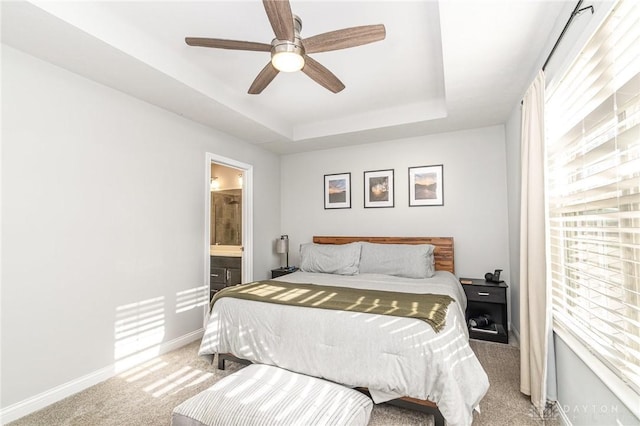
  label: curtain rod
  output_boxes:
[542,0,594,71]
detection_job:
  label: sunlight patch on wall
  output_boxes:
[114,296,166,372]
[176,285,208,313]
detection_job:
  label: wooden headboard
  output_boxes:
[312,236,455,274]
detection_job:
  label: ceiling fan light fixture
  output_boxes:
[271,41,305,72]
[272,52,304,72]
[185,4,385,94]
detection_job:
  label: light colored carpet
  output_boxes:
[9,338,559,425]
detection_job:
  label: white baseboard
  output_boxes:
[556,403,572,426]
[0,329,204,425]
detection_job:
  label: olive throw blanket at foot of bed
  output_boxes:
[211,280,454,332]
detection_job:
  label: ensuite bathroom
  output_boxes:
[210,163,243,252]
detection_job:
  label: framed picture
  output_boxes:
[408,165,444,206]
[324,172,351,209]
[364,169,394,208]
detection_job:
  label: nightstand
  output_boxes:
[271,267,299,279]
[460,278,508,344]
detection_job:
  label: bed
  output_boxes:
[198,236,489,426]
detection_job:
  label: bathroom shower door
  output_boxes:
[211,190,242,247]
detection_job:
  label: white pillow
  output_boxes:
[299,242,361,275]
[359,242,436,278]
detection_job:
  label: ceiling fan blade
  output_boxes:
[185,37,271,52]
[248,62,280,94]
[263,0,294,42]
[301,55,345,94]
[303,24,386,54]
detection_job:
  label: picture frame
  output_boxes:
[408,165,444,206]
[364,169,394,208]
[324,172,351,209]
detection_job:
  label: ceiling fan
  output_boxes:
[185,0,386,94]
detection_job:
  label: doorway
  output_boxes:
[205,154,253,311]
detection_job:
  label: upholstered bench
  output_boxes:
[172,363,373,426]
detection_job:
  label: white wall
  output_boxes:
[281,125,511,284]
[554,335,638,425]
[0,46,280,413]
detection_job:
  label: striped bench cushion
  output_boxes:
[172,364,373,426]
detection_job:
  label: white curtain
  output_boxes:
[519,70,550,415]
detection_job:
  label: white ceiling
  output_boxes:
[1,1,571,154]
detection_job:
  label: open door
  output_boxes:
[204,153,253,323]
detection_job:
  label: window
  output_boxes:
[545,0,639,395]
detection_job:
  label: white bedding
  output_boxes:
[199,271,489,426]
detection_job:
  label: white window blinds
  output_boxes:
[545,0,640,394]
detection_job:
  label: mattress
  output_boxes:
[199,271,489,426]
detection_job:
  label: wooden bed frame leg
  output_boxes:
[386,397,445,426]
[216,353,251,371]
[356,388,445,426]
[433,410,445,426]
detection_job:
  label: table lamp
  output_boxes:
[276,235,290,269]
